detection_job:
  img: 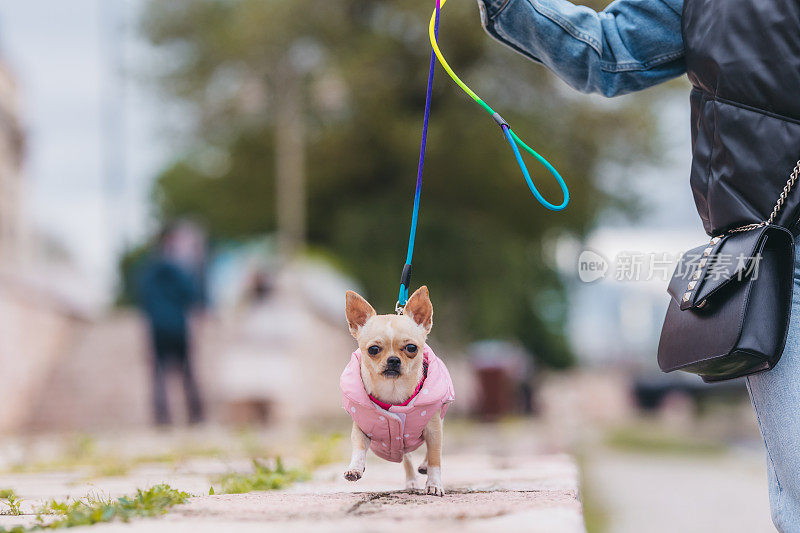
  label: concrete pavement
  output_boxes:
[0,452,584,533]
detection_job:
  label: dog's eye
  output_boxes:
[405,344,418,354]
[367,345,381,356]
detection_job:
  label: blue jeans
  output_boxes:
[747,233,800,533]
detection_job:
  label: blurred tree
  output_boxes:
[140,0,666,368]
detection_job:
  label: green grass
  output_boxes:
[0,484,189,533]
[204,431,336,495]
[211,458,309,494]
[606,426,726,456]
[0,489,23,516]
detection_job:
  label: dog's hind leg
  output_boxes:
[417,457,428,475]
[402,454,421,490]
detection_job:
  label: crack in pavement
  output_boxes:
[346,492,387,515]
[344,488,555,516]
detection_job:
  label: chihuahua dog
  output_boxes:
[340,286,454,496]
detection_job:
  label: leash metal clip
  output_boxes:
[395,301,405,315]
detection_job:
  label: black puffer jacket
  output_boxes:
[684,0,800,235]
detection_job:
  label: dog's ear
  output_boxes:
[345,290,376,338]
[403,286,433,333]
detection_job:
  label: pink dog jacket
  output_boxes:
[340,344,455,463]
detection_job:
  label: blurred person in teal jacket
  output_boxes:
[137,223,205,425]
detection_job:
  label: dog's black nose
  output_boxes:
[387,356,401,367]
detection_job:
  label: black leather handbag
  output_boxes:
[657,160,800,382]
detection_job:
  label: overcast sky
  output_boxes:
[0,0,168,294]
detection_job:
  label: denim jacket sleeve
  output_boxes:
[478,0,686,96]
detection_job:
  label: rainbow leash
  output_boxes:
[397,0,570,309]
[396,0,441,310]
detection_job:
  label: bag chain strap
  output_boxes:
[681,159,800,307]
[728,159,800,234]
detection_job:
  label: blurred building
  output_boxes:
[0,58,25,264]
[0,57,90,434]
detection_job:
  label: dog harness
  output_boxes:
[340,344,455,463]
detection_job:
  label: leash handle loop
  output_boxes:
[502,126,570,211]
[428,0,569,211]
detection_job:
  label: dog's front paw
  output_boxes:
[344,468,363,482]
[425,479,444,496]
[425,466,444,496]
